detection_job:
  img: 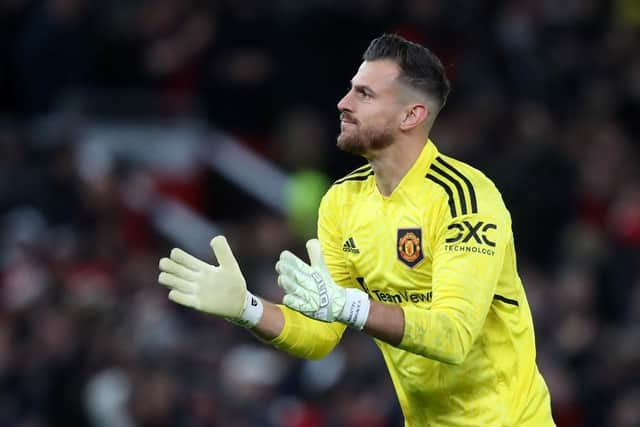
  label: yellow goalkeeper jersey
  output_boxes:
[271,140,555,426]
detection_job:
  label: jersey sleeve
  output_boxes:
[399,187,511,364]
[269,188,348,359]
[270,305,346,360]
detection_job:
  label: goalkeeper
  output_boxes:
[159,34,555,426]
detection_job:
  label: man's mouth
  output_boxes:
[340,114,357,125]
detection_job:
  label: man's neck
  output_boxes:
[369,136,427,197]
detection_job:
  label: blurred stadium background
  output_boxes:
[1,0,639,426]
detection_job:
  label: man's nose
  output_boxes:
[337,91,352,112]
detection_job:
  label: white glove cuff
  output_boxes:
[236,291,264,328]
[339,288,370,330]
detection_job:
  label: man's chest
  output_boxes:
[338,197,435,306]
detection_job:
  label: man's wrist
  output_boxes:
[233,291,264,328]
[338,288,370,330]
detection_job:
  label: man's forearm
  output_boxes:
[251,300,347,360]
[363,300,405,346]
[250,300,285,341]
[256,292,407,359]
[255,297,406,346]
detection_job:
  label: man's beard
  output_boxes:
[337,124,395,156]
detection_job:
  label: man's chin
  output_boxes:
[337,135,366,155]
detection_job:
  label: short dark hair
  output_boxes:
[363,34,450,110]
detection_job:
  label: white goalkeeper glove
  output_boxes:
[158,235,263,328]
[276,239,370,330]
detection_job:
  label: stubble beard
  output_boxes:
[337,124,395,156]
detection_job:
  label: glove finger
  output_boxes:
[158,272,196,294]
[170,247,210,272]
[306,239,327,270]
[275,259,299,278]
[168,290,198,308]
[279,250,311,275]
[210,236,241,274]
[159,257,198,280]
[283,293,315,314]
[276,260,317,293]
[277,274,306,299]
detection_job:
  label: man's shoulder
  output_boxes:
[333,163,374,185]
[327,163,375,196]
[319,164,372,211]
[430,153,494,187]
[425,153,506,218]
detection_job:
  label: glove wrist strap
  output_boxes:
[235,291,264,328]
[339,288,370,330]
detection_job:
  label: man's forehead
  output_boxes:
[352,60,400,88]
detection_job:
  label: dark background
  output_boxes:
[1,0,639,426]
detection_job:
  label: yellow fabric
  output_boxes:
[271,140,554,426]
[270,304,346,360]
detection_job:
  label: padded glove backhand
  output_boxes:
[276,239,370,329]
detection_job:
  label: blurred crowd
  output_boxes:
[1,0,640,426]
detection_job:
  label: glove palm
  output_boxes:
[158,236,262,326]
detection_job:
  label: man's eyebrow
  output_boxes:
[351,82,376,95]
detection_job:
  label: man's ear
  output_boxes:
[400,104,428,131]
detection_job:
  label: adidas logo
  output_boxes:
[342,237,360,254]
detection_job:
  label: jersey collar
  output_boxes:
[386,139,438,198]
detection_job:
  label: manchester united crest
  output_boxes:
[397,228,424,268]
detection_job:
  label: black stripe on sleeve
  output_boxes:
[435,157,478,214]
[426,173,457,217]
[347,164,372,176]
[493,294,519,306]
[334,170,374,184]
[429,164,468,215]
